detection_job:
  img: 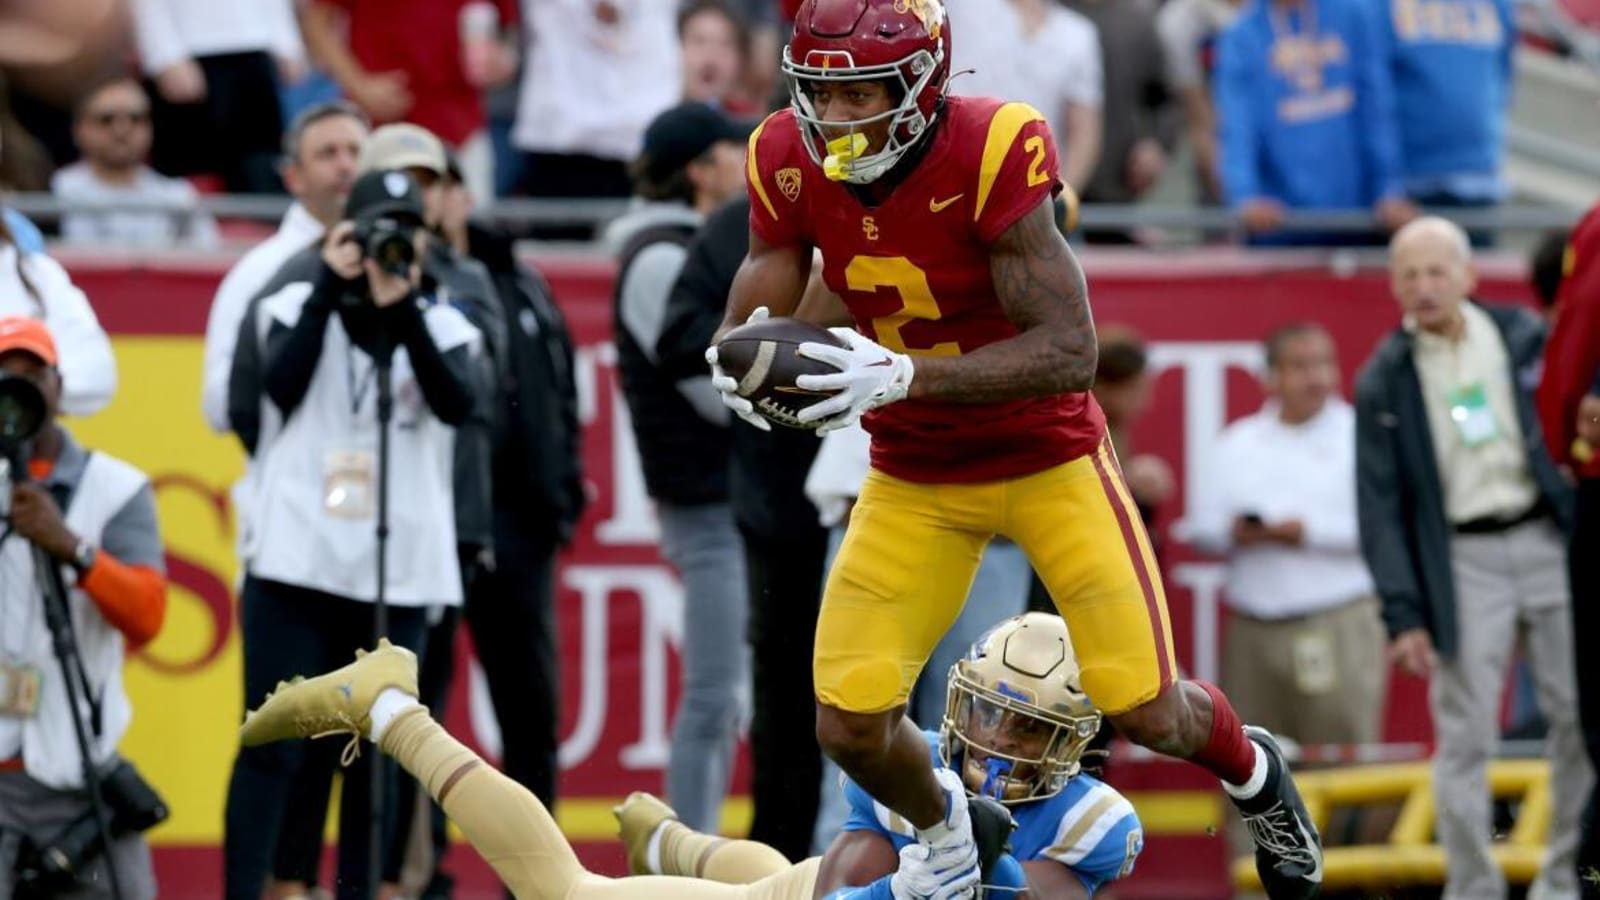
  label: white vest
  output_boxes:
[244,284,477,605]
[0,453,147,789]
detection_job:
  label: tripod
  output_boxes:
[23,479,124,900]
[367,347,395,898]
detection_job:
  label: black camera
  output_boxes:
[352,216,419,280]
[0,372,46,483]
[11,760,169,898]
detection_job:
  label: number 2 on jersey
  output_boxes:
[847,256,962,356]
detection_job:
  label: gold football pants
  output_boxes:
[380,709,821,900]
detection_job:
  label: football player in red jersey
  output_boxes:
[704,1,1323,897]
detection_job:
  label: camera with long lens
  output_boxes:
[12,760,169,898]
[0,371,47,487]
[352,215,419,280]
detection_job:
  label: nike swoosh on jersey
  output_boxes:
[929,194,963,213]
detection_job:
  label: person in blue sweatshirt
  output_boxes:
[1215,0,1417,244]
[1374,0,1515,225]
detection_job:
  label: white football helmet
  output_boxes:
[940,612,1103,805]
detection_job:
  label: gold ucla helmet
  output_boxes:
[940,612,1102,805]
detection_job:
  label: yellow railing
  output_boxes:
[1231,760,1550,892]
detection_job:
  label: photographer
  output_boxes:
[220,168,479,900]
[0,316,167,899]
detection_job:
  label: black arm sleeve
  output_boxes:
[263,268,341,418]
[227,296,264,454]
[394,303,476,427]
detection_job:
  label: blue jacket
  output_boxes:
[3,208,45,253]
[1215,0,1404,209]
[1376,0,1515,196]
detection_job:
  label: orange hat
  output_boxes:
[0,316,58,365]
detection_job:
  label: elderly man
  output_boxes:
[1355,216,1592,900]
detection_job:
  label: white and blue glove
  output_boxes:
[705,306,773,432]
[795,328,915,434]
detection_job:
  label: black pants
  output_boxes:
[741,524,827,862]
[147,50,284,194]
[222,577,428,900]
[1571,479,1600,897]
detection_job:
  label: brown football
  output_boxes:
[715,317,847,430]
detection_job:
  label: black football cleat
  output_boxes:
[967,794,1016,882]
[1230,726,1323,899]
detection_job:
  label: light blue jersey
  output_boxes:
[840,731,1143,895]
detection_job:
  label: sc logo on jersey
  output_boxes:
[863,216,880,240]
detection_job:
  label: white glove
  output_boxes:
[889,842,981,900]
[706,306,772,432]
[795,328,915,434]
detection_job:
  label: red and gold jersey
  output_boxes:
[746,96,1106,483]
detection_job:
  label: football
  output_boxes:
[715,317,846,429]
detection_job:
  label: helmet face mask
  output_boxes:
[940,613,1103,805]
[782,0,952,185]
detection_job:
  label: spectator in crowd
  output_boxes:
[1157,0,1242,206]
[608,101,751,834]
[656,196,827,862]
[1375,0,1516,225]
[1061,0,1173,242]
[131,0,301,193]
[513,0,682,203]
[0,204,117,418]
[52,76,219,250]
[679,0,753,113]
[203,101,368,439]
[0,316,167,900]
[1190,323,1384,747]
[1356,216,1591,900]
[297,0,519,204]
[220,168,478,900]
[1215,0,1416,244]
[451,157,589,879]
[1535,204,1600,894]
[947,0,1103,192]
[457,155,587,820]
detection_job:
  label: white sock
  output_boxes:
[368,687,420,744]
[644,820,668,875]
[1222,740,1270,800]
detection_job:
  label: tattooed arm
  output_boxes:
[909,198,1097,403]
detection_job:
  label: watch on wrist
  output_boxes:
[71,539,97,575]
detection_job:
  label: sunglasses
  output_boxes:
[89,110,151,128]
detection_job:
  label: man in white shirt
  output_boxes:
[1189,323,1385,747]
[52,78,218,250]
[946,0,1103,191]
[201,102,368,437]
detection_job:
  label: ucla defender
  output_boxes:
[616,613,1143,899]
[703,1,1322,897]
[236,616,1136,898]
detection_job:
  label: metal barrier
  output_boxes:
[1230,760,1553,893]
[4,192,1585,244]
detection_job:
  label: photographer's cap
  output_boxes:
[345,169,426,224]
[359,123,448,176]
[639,102,753,182]
[0,316,57,365]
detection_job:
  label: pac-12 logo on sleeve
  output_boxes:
[777,168,803,202]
